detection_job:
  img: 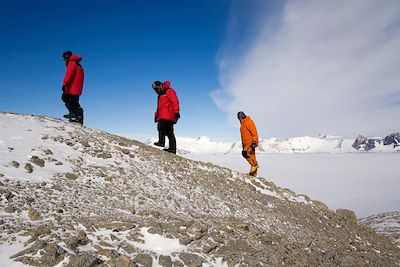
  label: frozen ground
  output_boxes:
[1,113,399,265]
[185,153,400,218]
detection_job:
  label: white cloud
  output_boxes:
[213,0,400,137]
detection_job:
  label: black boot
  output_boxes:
[64,113,76,119]
[154,142,165,147]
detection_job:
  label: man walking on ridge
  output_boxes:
[61,51,84,124]
[152,80,180,154]
[237,111,259,176]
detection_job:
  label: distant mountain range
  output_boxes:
[146,133,400,154]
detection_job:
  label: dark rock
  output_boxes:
[352,135,367,150]
[336,209,357,224]
[11,241,65,266]
[5,191,14,200]
[66,236,79,250]
[203,243,218,254]
[383,133,400,147]
[24,163,33,173]
[158,255,172,267]
[172,260,185,267]
[41,243,66,266]
[67,252,102,267]
[11,161,20,168]
[179,235,193,245]
[107,255,134,267]
[28,208,41,221]
[51,184,62,191]
[179,252,204,267]
[65,172,78,180]
[81,140,91,147]
[4,205,16,213]
[77,230,90,245]
[134,254,153,267]
[44,149,53,155]
[25,196,34,203]
[364,139,376,151]
[29,156,45,167]
[97,152,112,159]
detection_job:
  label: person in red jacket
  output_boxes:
[61,51,85,124]
[152,80,180,154]
[238,111,259,177]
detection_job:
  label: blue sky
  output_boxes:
[1,1,399,140]
[0,0,244,141]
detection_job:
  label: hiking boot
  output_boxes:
[163,148,176,154]
[249,164,259,176]
[69,118,82,124]
[63,113,76,119]
[153,142,165,147]
[246,172,257,178]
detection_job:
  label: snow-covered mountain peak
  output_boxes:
[144,134,399,155]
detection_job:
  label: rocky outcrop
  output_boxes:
[383,132,400,147]
[352,133,400,151]
[352,134,368,150]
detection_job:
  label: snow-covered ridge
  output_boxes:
[145,134,400,154]
[1,112,400,266]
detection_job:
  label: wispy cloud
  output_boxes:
[212,0,400,137]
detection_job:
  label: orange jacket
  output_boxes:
[240,116,259,151]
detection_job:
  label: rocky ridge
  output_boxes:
[0,112,400,266]
[352,133,400,151]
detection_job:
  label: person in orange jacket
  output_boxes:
[237,111,259,176]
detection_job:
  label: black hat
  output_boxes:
[62,51,72,59]
[237,111,246,119]
[152,81,162,89]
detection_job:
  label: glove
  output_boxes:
[154,117,157,123]
[62,85,66,93]
[242,150,249,159]
[174,113,180,124]
[251,142,257,150]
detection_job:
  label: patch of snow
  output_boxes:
[133,227,187,256]
[0,235,31,267]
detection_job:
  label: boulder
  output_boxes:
[29,156,45,167]
[28,208,41,221]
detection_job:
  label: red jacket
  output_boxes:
[155,81,180,123]
[63,54,84,95]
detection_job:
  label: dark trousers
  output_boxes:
[61,93,84,121]
[157,119,176,152]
